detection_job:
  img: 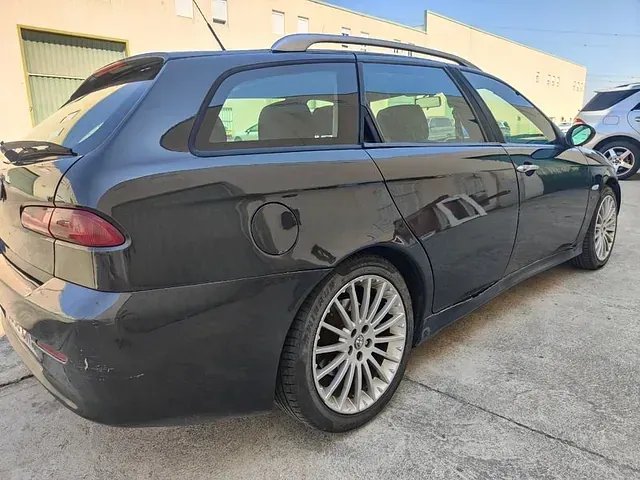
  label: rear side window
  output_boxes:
[362,63,484,144]
[582,90,638,112]
[193,63,359,152]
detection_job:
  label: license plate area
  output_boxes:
[5,310,43,362]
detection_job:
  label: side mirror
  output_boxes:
[566,123,596,147]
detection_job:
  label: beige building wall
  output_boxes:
[424,12,587,123]
[0,0,586,141]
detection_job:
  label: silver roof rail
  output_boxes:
[271,34,479,70]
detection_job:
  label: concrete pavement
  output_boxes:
[1,179,639,479]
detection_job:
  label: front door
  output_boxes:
[360,61,519,312]
[461,71,592,273]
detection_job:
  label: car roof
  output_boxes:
[596,82,640,93]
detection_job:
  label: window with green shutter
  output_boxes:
[20,29,127,125]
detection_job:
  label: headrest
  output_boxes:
[376,104,429,143]
[258,100,313,142]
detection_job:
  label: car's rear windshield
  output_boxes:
[582,89,638,112]
[23,57,164,155]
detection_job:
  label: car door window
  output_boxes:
[193,63,359,151]
[362,63,484,144]
[463,72,557,145]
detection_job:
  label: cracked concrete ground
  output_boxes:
[0,179,639,479]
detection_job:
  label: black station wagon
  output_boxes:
[0,35,620,432]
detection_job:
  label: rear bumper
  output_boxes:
[0,253,327,425]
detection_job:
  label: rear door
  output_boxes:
[460,71,592,273]
[361,60,519,312]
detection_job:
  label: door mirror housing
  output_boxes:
[566,124,596,147]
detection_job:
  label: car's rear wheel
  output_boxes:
[599,140,640,180]
[572,186,618,270]
[275,255,413,432]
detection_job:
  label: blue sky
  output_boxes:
[328,0,640,102]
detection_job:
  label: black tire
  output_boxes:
[572,186,618,270]
[275,255,414,432]
[597,139,640,180]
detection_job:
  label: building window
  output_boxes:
[536,72,540,83]
[297,16,309,33]
[19,29,127,125]
[408,43,415,57]
[272,10,285,35]
[212,0,228,24]
[175,0,193,18]
[360,31,369,51]
[393,39,401,54]
[547,74,551,86]
[557,77,560,88]
[552,76,556,87]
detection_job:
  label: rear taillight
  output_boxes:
[21,207,125,247]
[20,206,53,237]
[574,117,585,124]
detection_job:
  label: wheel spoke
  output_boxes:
[349,282,360,325]
[354,363,363,410]
[373,334,405,344]
[362,359,375,392]
[370,294,399,329]
[368,356,390,384]
[320,321,349,339]
[337,361,356,409]
[323,356,351,399]
[316,352,348,381]
[316,341,348,355]
[374,312,405,334]
[332,300,355,330]
[372,346,401,363]
[366,281,387,322]
[359,278,372,325]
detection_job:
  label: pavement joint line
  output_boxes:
[404,377,640,475]
[0,373,34,390]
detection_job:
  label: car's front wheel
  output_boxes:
[572,186,618,270]
[276,255,413,432]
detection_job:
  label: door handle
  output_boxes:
[516,164,540,174]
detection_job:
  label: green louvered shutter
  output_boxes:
[21,29,126,124]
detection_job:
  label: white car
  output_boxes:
[577,83,640,179]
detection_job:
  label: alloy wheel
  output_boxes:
[594,195,617,261]
[312,275,407,414]
[603,147,636,175]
